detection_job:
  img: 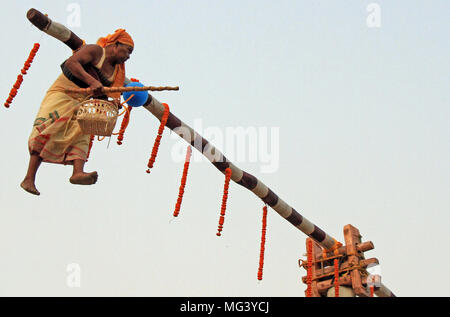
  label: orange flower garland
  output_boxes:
[334,258,340,297]
[4,43,40,108]
[116,105,132,145]
[116,77,140,145]
[216,167,232,236]
[173,146,192,217]
[306,239,313,297]
[370,285,375,297]
[257,204,268,280]
[146,103,170,173]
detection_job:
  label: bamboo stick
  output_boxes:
[64,85,179,94]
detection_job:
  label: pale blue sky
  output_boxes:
[0,0,448,296]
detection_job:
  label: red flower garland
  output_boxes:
[334,258,340,297]
[4,43,40,108]
[116,77,140,144]
[306,239,313,297]
[173,146,192,217]
[117,105,132,145]
[257,204,268,280]
[216,167,232,236]
[146,103,170,173]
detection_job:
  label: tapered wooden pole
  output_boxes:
[142,93,345,250]
[27,8,84,50]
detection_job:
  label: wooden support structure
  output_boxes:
[300,224,396,297]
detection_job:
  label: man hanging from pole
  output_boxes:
[21,29,134,195]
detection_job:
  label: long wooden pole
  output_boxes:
[141,91,343,251]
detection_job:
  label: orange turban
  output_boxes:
[96,29,134,98]
[97,28,134,48]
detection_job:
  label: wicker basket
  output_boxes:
[76,99,119,136]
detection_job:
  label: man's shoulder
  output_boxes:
[76,44,104,63]
[82,44,103,54]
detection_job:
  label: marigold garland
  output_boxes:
[370,285,375,297]
[115,77,140,144]
[116,105,132,145]
[4,43,40,108]
[334,258,340,297]
[216,167,232,236]
[146,103,170,173]
[306,239,313,297]
[112,94,135,143]
[257,204,268,280]
[173,146,192,217]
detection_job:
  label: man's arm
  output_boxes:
[64,44,104,95]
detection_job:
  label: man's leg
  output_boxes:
[21,153,43,195]
[70,159,98,185]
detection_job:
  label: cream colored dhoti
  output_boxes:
[28,74,91,164]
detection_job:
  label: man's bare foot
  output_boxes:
[69,171,98,185]
[20,179,40,196]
